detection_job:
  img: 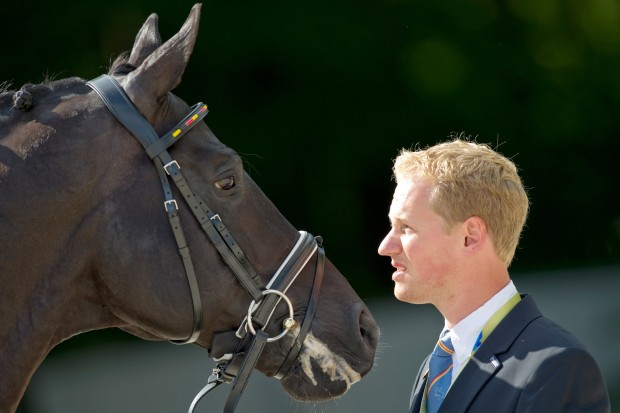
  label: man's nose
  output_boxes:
[378,230,399,256]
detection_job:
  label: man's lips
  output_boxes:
[391,261,405,271]
[391,261,406,280]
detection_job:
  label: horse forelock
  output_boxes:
[108,52,137,76]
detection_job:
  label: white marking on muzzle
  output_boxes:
[298,331,362,389]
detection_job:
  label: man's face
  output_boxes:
[378,179,464,305]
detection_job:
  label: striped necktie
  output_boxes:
[426,332,454,413]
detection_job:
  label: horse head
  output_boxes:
[0,4,379,412]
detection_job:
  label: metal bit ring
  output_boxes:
[246,289,296,342]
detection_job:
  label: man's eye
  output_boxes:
[215,176,235,190]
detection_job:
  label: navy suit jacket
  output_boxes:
[409,294,611,413]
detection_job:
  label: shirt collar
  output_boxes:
[444,280,518,365]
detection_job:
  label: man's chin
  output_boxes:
[393,286,414,304]
[394,285,429,305]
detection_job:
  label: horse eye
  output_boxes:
[215,176,236,190]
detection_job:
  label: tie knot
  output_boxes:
[433,332,454,357]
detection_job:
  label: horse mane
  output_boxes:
[0,82,16,111]
[0,82,12,94]
[0,90,17,116]
[0,77,87,117]
[1,52,135,114]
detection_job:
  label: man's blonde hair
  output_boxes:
[393,138,529,266]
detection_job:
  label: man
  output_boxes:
[378,138,610,413]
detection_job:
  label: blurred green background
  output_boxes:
[2,0,619,411]
[2,0,619,295]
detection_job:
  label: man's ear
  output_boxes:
[463,216,487,252]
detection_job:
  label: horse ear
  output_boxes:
[124,3,202,121]
[127,13,162,67]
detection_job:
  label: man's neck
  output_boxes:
[442,271,510,329]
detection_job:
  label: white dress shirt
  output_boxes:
[440,280,518,385]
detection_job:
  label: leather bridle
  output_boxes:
[86,75,325,413]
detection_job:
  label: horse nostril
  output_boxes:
[358,307,380,350]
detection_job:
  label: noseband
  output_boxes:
[86,75,325,413]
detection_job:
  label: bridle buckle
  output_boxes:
[164,199,178,212]
[163,160,180,175]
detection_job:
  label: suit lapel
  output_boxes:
[410,356,430,413]
[439,343,501,412]
[437,294,543,413]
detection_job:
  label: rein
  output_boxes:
[86,75,325,413]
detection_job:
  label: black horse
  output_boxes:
[0,4,379,412]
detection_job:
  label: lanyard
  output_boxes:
[472,292,521,353]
